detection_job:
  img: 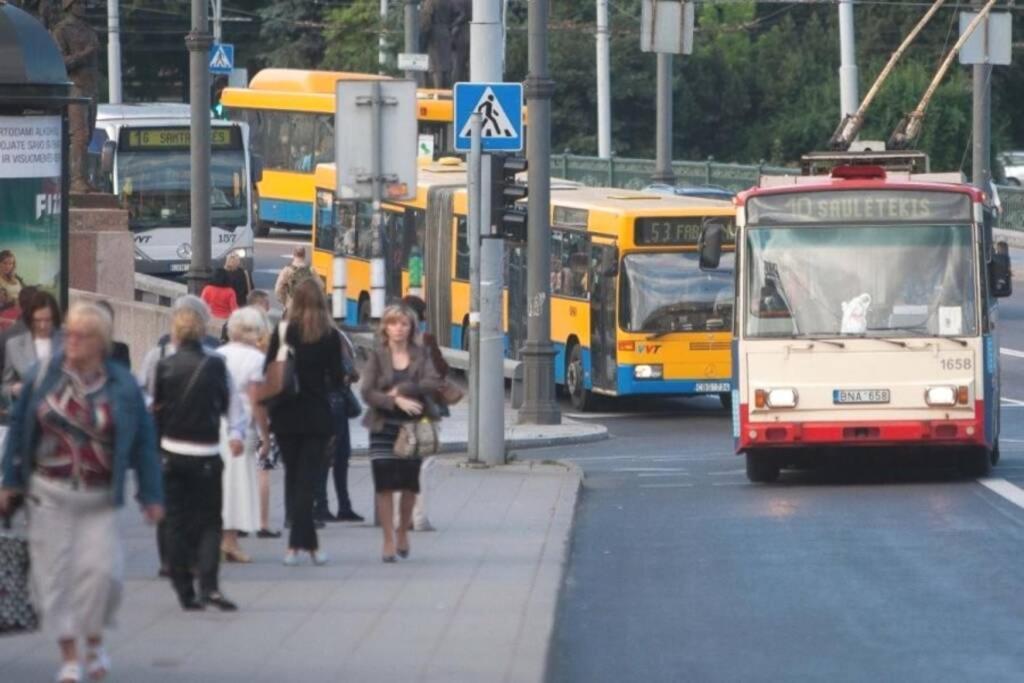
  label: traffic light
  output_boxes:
[490,154,528,243]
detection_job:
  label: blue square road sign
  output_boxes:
[209,43,234,75]
[453,82,523,152]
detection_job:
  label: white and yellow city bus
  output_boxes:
[710,164,1012,482]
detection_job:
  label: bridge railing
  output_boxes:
[552,153,1024,231]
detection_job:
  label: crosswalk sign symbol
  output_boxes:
[454,82,523,152]
[209,43,234,75]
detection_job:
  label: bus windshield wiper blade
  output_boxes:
[804,335,845,348]
[868,326,968,347]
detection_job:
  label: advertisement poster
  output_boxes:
[0,115,62,331]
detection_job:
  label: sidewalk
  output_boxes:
[0,456,582,682]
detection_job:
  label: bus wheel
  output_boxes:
[746,453,780,483]
[566,344,595,412]
[357,298,371,326]
[958,447,991,478]
[718,392,732,411]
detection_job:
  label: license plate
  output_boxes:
[695,382,730,393]
[169,263,189,272]
[833,389,890,404]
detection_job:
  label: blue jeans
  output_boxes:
[314,392,355,517]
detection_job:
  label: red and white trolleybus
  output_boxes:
[700,163,1013,482]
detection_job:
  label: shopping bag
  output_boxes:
[0,513,38,636]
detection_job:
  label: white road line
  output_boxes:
[1000,438,1024,443]
[979,477,1024,509]
[1000,347,1024,359]
[255,238,308,247]
[613,467,689,473]
[637,472,690,478]
[708,468,747,476]
[639,483,694,489]
[1001,397,1024,407]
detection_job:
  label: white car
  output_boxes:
[999,151,1024,186]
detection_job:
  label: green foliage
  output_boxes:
[258,0,326,69]
[322,2,402,75]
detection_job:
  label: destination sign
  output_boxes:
[635,216,736,246]
[120,127,239,150]
[746,190,972,225]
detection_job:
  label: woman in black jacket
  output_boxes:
[262,279,347,566]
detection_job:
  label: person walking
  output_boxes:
[200,268,239,321]
[3,289,63,403]
[224,252,253,309]
[0,302,164,683]
[273,246,312,312]
[243,289,281,538]
[361,304,441,562]
[154,306,246,611]
[218,307,271,563]
[314,325,363,523]
[259,279,346,566]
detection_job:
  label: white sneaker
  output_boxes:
[282,551,300,566]
[312,550,329,566]
[413,518,435,532]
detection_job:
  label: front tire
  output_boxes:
[719,392,732,411]
[958,447,992,478]
[566,344,597,412]
[746,453,780,483]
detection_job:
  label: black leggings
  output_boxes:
[163,453,223,600]
[277,434,329,551]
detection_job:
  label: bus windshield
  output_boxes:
[745,224,978,338]
[619,251,734,334]
[118,149,248,231]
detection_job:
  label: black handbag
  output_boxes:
[342,384,362,419]
[261,322,300,410]
[0,510,38,636]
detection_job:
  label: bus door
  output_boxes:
[506,243,528,358]
[381,208,405,304]
[589,243,618,392]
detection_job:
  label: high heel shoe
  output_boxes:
[382,555,397,563]
[221,545,252,563]
[397,544,410,559]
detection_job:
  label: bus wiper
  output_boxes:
[803,335,845,349]
[867,326,969,348]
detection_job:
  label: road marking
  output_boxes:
[979,477,1024,509]
[708,468,747,476]
[637,472,690,478]
[613,467,689,473]
[639,483,694,489]
[255,237,309,247]
[1001,397,1024,407]
[1000,347,1024,359]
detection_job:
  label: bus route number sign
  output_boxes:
[635,217,736,246]
[746,190,972,225]
[122,127,237,150]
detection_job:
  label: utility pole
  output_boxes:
[972,0,991,188]
[651,53,674,183]
[380,0,389,73]
[107,0,122,103]
[467,114,482,460]
[186,0,212,294]
[519,0,560,425]
[471,0,508,462]
[838,0,859,119]
[404,0,418,81]
[211,0,223,42]
[595,0,611,159]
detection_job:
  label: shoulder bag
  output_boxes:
[336,330,362,419]
[393,418,439,458]
[260,322,299,410]
[0,512,38,636]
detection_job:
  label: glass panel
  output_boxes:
[337,201,374,258]
[455,217,469,279]
[117,149,248,230]
[619,251,735,333]
[288,114,317,172]
[315,190,335,252]
[744,225,978,338]
[314,115,334,166]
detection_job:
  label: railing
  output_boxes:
[552,152,1024,231]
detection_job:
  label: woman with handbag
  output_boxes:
[0,303,164,683]
[315,326,364,523]
[361,304,442,562]
[260,279,346,566]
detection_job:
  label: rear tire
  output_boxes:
[746,453,780,483]
[718,392,732,411]
[567,344,597,412]
[958,447,991,479]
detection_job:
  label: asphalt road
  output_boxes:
[535,256,1024,682]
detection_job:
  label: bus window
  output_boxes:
[619,251,734,334]
[550,229,590,299]
[314,115,334,166]
[290,115,316,172]
[337,201,375,258]
[455,217,469,279]
[315,190,335,252]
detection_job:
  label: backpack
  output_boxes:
[283,264,317,302]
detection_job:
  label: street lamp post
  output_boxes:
[186,0,212,294]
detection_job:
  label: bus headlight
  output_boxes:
[634,364,663,380]
[925,386,968,406]
[232,247,248,260]
[756,387,798,409]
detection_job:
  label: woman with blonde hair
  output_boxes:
[261,278,349,566]
[218,306,271,563]
[0,302,163,683]
[361,304,441,562]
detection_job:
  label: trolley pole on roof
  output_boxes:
[838,0,860,121]
[186,0,213,294]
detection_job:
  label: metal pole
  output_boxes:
[651,52,674,184]
[838,0,859,119]
[468,114,482,460]
[369,81,386,319]
[595,0,611,159]
[107,0,122,104]
[404,0,418,81]
[186,0,212,294]
[211,0,222,42]
[471,0,503,82]
[380,0,389,73]
[520,0,560,425]
[971,2,991,188]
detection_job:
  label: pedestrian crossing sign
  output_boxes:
[209,43,234,75]
[453,82,523,152]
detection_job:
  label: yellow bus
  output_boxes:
[312,162,737,410]
[221,68,455,236]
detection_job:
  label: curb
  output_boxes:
[349,422,609,457]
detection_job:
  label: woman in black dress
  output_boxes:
[360,304,441,562]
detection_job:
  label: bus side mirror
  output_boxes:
[100,140,116,175]
[251,154,264,184]
[699,221,724,270]
[990,242,1012,298]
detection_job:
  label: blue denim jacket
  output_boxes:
[1,352,163,507]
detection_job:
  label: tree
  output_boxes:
[322,2,402,74]
[258,0,326,69]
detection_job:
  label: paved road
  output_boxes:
[536,276,1024,681]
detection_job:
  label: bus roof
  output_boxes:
[738,169,984,205]
[550,185,734,216]
[96,103,240,127]
[248,68,388,93]
[314,160,468,195]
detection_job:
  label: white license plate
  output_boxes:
[695,382,730,393]
[169,263,189,272]
[833,389,891,404]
